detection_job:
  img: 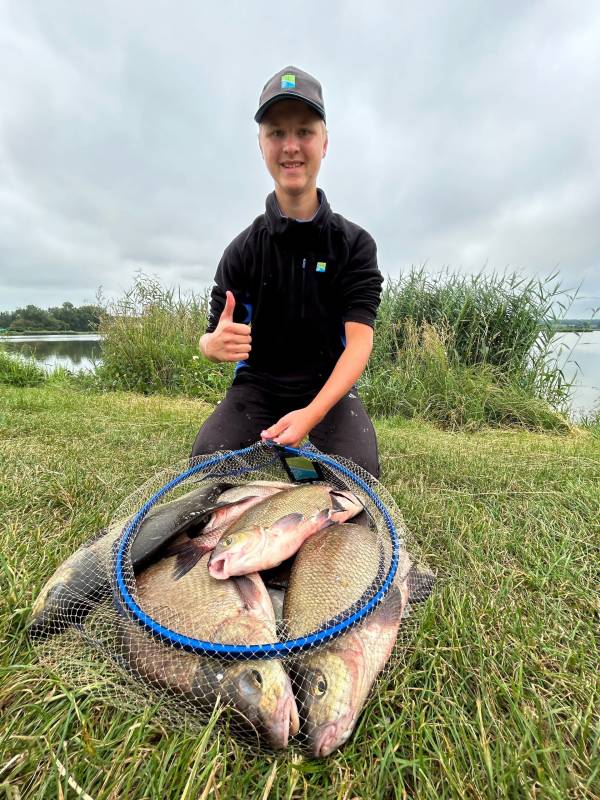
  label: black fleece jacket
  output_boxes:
[206,189,383,397]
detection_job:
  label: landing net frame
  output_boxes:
[112,441,402,659]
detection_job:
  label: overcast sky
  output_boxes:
[1,0,599,315]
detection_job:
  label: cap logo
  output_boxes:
[281,73,296,89]
[316,262,327,273]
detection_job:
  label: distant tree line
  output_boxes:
[0,302,103,332]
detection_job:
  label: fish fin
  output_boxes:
[233,574,264,611]
[269,512,304,534]
[375,587,405,623]
[204,495,261,516]
[407,565,436,603]
[329,493,346,512]
[313,508,335,527]
[202,494,263,525]
[172,541,212,580]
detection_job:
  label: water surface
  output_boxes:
[1,334,102,373]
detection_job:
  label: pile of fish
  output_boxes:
[30,478,434,756]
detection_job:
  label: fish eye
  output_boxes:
[250,669,263,687]
[222,536,233,547]
[313,672,327,696]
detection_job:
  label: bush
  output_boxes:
[96,274,232,403]
[0,350,47,387]
[95,269,576,431]
[359,320,570,431]
[369,269,573,412]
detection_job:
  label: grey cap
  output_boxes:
[255,66,326,123]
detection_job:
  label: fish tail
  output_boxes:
[406,565,436,603]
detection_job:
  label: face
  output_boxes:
[258,100,328,199]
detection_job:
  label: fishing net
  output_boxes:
[31,442,435,756]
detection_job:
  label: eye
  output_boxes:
[222,536,233,547]
[250,669,263,687]
[313,672,327,696]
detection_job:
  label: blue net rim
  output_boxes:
[111,442,401,660]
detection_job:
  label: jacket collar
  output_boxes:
[265,188,332,236]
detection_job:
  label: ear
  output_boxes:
[322,129,329,159]
[258,130,264,159]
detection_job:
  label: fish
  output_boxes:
[119,543,299,749]
[266,587,285,625]
[29,481,233,639]
[208,485,363,580]
[198,481,291,538]
[283,523,429,757]
[160,481,295,579]
[293,586,407,757]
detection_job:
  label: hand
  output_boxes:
[261,407,321,447]
[201,291,252,362]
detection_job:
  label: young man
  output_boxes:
[191,66,383,476]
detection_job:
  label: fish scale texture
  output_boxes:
[31,442,433,756]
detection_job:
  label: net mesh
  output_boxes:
[31,442,434,756]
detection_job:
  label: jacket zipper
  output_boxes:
[300,257,307,320]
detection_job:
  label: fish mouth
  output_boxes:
[207,553,231,580]
[267,694,299,750]
[312,721,342,758]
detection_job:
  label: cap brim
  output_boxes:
[255,93,326,123]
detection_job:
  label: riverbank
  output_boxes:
[0,384,597,799]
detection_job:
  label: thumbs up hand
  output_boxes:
[200,291,252,362]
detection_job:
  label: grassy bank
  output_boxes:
[1,384,598,799]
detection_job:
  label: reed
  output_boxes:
[94,269,575,429]
[96,273,232,404]
[0,349,46,387]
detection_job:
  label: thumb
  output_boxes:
[261,417,288,440]
[220,290,235,322]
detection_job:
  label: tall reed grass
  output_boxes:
[95,270,573,429]
[0,349,46,387]
[362,269,573,428]
[96,274,232,404]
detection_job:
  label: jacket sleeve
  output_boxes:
[205,239,250,333]
[340,230,384,328]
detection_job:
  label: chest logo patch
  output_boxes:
[316,261,327,273]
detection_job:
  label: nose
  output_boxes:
[282,133,300,153]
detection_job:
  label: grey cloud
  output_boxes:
[0,0,599,311]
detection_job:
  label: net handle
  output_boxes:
[111,442,401,659]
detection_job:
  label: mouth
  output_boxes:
[281,161,304,169]
[269,694,299,749]
[313,722,340,758]
[207,554,229,580]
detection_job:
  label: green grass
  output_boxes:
[1,384,598,798]
[0,350,47,387]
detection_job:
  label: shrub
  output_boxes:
[96,273,232,403]
[0,350,46,387]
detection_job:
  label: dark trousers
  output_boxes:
[190,382,380,478]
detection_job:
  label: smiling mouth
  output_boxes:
[281,161,304,168]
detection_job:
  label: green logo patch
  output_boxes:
[316,262,327,273]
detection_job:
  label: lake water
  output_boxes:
[0,334,102,373]
[2,331,599,416]
[549,331,600,418]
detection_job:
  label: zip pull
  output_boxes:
[302,258,306,270]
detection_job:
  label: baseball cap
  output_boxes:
[255,66,326,123]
